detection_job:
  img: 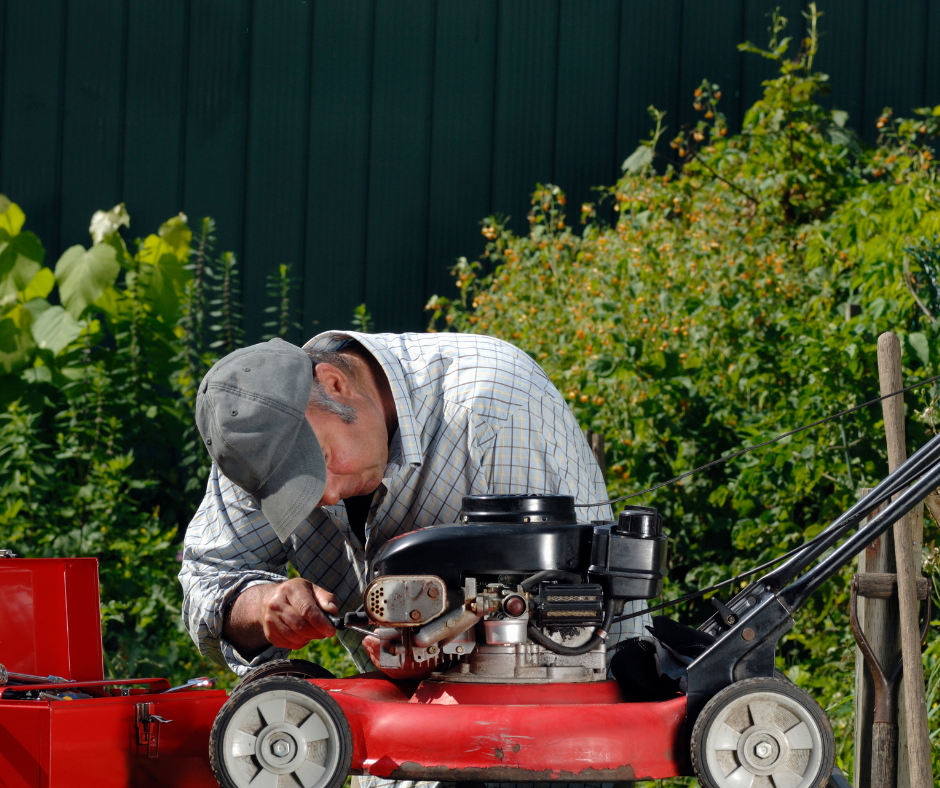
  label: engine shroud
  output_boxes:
[364,495,668,683]
[369,494,666,601]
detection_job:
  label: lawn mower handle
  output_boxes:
[773,430,940,606]
[685,430,940,715]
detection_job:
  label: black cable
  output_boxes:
[519,569,580,592]
[522,569,615,656]
[576,373,940,510]
[610,529,842,625]
[528,597,615,656]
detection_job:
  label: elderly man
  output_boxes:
[179,331,639,676]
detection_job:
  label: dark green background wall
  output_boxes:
[1,0,938,337]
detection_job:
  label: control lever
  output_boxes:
[328,611,374,638]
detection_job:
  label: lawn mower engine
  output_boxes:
[363,494,666,683]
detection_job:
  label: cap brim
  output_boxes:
[257,421,327,542]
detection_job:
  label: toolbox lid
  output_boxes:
[0,557,104,681]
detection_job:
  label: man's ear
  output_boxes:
[313,363,353,398]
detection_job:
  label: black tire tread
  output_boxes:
[237,658,334,686]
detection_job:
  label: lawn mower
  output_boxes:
[3,431,939,787]
[207,430,940,788]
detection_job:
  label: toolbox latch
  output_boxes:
[136,702,172,758]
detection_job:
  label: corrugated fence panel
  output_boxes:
[930,3,940,111]
[491,0,559,235]
[182,0,251,279]
[554,0,620,219]
[242,0,312,340]
[123,0,188,233]
[678,0,744,135]
[304,0,373,334]
[365,0,435,332]
[426,1,498,304]
[617,2,682,173]
[59,0,126,251]
[0,0,66,254]
[813,0,867,127]
[865,0,928,134]
[0,0,937,335]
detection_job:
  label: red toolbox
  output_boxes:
[0,557,228,787]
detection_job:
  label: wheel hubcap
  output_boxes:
[738,726,786,775]
[704,690,824,788]
[256,723,305,773]
[221,688,339,787]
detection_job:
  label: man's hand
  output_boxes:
[223,579,338,655]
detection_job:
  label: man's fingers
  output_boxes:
[261,579,336,648]
[286,581,336,631]
[363,635,381,666]
[312,585,338,617]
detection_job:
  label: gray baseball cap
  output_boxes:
[195,338,326,541]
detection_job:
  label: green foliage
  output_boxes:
[0,202,355,685]
[207,251,244,355]
[262,263,304,343]
[0,203,205,679]
[429,6,940,779]
[351,302,374,333]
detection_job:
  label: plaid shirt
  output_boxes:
[179,331,643,674]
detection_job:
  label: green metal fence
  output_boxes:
[1,0,937,336]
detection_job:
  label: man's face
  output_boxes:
[305,404,388,507]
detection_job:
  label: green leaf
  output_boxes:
[621,144,654,174]
[868,297,887,320]
[31,304,84,355]
[157,214,192,261]
[831,109,849,128]
[0,231,45,301]
[54,243,120,318]
[0,302,36,372]
[22,267,55,301]
[737,41,783,60]
[0,197,26,236]
[20,364,52,384]
[94,285,120,316]
[907,331,929,366]
[137,250,189,323]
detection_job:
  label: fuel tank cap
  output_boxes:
[460,494,576,524]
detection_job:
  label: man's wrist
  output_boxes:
[222,583,276,655]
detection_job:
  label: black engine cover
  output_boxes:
[367,495,666,601]
[369,521,593,587]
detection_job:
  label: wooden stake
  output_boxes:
[877,332,932,788]
[853,488,899,788]
[584,429,605,477]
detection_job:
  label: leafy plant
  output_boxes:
[0,198,372,685]
[207,250,243,355]
[429,5,940,778]
[351,302,374,333]
[262,263,303,343]
[0,201,203,678]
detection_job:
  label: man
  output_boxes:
[180,331,640,675]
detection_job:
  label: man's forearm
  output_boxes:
[222,583,278,657]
